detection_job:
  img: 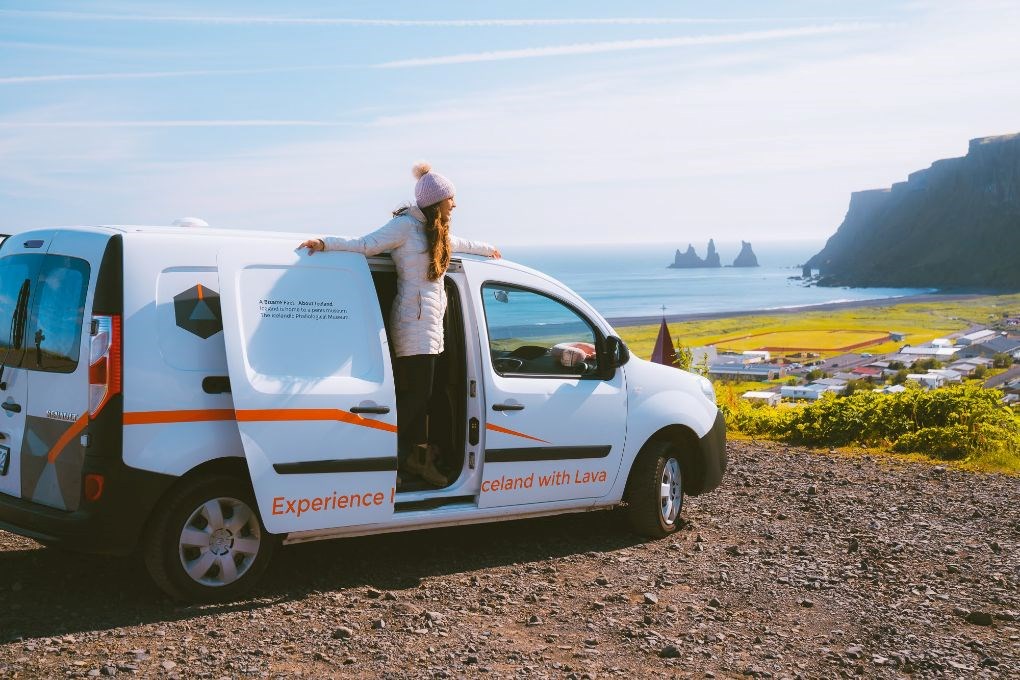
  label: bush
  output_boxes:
[993,353,1014,368]
[722,384,1020,468]
[911,357,942,371]
[806,368,825,381]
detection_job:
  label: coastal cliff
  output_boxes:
[806,133,1020,289]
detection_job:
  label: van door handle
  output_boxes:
[1,402,21,413]
[350,405,390,415]
[492,403,525,411]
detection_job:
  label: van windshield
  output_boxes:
[0,253,90,372]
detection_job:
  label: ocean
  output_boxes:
[498,241,934,322]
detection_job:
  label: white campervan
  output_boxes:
[0,225,725,600]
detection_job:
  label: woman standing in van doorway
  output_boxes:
[299,163,500,488]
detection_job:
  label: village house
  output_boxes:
[907,373,946,389]
[947,361,981,377]
[955,329,997,346]
[899,344,961,359]
[709,362,785,381]
[780,383,843,400]
[927,368,963,383]
[742,391,782,406]
[850,365,884,381]
[958,335,1020,360]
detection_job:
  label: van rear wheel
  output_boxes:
[143,474,275,602]
[626,441,684,538]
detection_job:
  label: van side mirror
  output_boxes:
[603,335,630,370]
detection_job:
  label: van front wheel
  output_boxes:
[626,442,684,538]
[143,475,275,602]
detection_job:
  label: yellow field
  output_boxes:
[715,329,890,353]
[616,292,1020,361]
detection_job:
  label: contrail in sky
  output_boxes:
[376,24,876,67]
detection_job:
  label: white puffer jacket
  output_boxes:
[322,206,496,357]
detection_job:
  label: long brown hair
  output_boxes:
[421,203,451,281]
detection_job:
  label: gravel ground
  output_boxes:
[1,441,1018,679]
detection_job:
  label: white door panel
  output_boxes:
[218,243,397,534]
[461,260,627,509]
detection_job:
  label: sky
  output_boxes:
[2,1,1019,246]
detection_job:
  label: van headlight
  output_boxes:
[698,376,716,403]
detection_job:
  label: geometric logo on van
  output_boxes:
[174,284,223,339]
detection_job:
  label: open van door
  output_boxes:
[218,242,398,534]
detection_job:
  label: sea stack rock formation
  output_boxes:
[732,241,759,267]
[704,239,721,267]
[670,244,704,268]
[669,241,723,269]
[806,133,1020,288]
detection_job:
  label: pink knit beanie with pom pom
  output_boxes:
[413,162,456,208]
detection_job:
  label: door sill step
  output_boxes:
[394,495,476,513]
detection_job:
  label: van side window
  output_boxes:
[25,255,91,373]
[481,283,600,377]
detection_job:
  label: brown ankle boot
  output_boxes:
[406,444,448,488]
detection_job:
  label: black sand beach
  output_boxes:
[606,292,982,327]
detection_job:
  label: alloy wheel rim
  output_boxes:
[659,457,682,525]
[178,496,261,587]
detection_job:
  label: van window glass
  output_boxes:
[481,283,599,377]
[0,254,41,365]
[25,255,91,373]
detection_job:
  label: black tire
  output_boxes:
[143,474,276,602]
[625,441,684,538]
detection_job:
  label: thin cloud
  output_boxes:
[0,10,854,27]
[376,24,877,68]
[2,24,876,86]
[0,120,352,129]
[0,65,351,86]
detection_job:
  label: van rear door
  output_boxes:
[218,242,398,534]
[0,235,49,502]
[20,230,106,511]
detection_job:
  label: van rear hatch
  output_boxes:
[0,230,116,510]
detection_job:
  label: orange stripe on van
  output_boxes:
[122,407,397,434]
[236,408,398,433]
[485,423,549,444]
[47,413,90,464]
[123,409,539,441]
[124,409,236,425]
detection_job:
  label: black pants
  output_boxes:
[395,354,437,463]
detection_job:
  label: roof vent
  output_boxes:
[171,217,209,228]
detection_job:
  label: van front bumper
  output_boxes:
[0,459,175,556]
[690,410,727,495]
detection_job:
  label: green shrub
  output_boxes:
[722,384,1020,470]
[993,353,1014,368]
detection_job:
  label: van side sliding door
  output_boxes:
[218,243,398,534]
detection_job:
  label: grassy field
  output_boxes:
[616,292,1020,361]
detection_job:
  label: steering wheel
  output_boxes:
[493,357,524,373]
